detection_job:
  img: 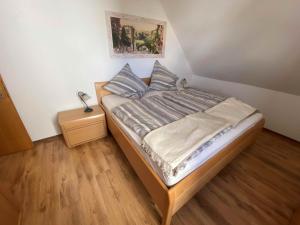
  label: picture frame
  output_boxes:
[106,11,166,58]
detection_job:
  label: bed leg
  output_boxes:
[161,192,175,225]
[161,209,172,225]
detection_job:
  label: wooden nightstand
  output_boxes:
[58,105,107,148]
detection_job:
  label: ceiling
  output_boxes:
[161,0,300,95]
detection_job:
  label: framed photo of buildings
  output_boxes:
[106,11,166,57]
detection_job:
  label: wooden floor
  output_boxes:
[0,130,299,225]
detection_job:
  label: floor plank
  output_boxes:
[0,130,299,225]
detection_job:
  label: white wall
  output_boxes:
[0,0,192,141]
[189,76,300,142]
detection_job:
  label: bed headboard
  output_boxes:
[94,77,151,105]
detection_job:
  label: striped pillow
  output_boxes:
[104,64,148,98]
[149,61,179,91]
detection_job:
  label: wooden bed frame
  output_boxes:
[95,78,265,225]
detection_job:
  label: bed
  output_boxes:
[95,78,265,225]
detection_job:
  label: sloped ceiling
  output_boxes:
[161,0,300,95]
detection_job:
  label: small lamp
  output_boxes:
[178,78,187,91]
[77,91,93,113]
[180,78,187,88]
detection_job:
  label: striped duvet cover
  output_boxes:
[112,88,230,177]
[112,88,226,138]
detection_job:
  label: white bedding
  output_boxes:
[102,94,263,186]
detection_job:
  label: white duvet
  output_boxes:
[142,97,256,175]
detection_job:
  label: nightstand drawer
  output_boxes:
[62,114,105,130]
[65,122,107,147]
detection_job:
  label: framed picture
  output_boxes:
[106,11,166,58]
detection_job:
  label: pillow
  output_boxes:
[148,60,179,91]
[104,63,148,98]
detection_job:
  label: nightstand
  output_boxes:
[58,105,107,148]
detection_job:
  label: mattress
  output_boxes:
[102,94,263,186]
